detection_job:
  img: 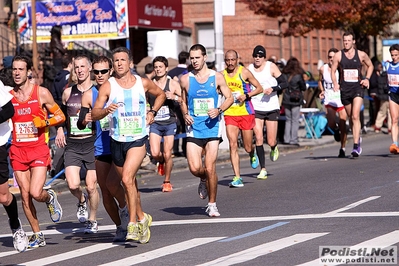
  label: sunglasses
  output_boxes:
[93,69,110,75]
[328,56,334,59]
[253,55,265,58]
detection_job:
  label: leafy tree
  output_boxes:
[243,0,399,53]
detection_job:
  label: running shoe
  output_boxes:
[77,193,89,223]
[270,146,279,162]
[157,162,165,176]
[198,179,208,199]
[351,137,362,157]
[338,148,346,158]
[250,152,259,169]
[28,232,46,249]
[229,176,244,188]
[10,219,28,253]
[205,204,220,217]
[84,220,98,234]
[139,213,152,244]
[389,143,399,154]
[119,206,129,230]
[126,223,140,241]
[257,169,268,180]
[113,226,127,242]
[333,128,341,142]
[162,182,173,192]
[46,189,63,223]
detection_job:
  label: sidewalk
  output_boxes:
[7,124,350,199]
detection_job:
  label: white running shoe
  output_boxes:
[206,204,221,217]
[77,193,89,223]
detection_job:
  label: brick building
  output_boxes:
[182,0,343,75]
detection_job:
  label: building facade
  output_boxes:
[182,0,343,75]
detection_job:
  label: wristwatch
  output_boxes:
[45,120,50,126]
[148,109,157,116]
[217,107,223,114]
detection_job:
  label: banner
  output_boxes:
[18,0,128,43]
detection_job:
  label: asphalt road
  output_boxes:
[1,132,399,266]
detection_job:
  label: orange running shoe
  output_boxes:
[389,143,399,154]
[162,182,173,192]
[157,162,165,176]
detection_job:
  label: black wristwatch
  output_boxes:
[245,93,251,101]
[217,107,223,114]
[148,109,157,116]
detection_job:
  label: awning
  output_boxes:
[128,0,183,30]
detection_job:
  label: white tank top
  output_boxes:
[248,61,280,112]
[322,64,343,108]
[106,76,148,142]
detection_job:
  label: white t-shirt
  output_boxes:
[0,82,13,146]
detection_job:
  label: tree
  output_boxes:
[243,0,399,53]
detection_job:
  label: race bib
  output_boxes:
[118,116,143,136]
[154,105,170,121]
[193,98,214,116]
[232,91,241,104]
[14,121,38,142]
[99,116,110,131]
[343,69,359,82]
[70,116,91,135]
[388,73,399,87]
[325,89,341,101]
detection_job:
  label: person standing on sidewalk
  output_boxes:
[385,44,399,154]
[0,79,29,252]
[92,47,165,243]
[56,55,100,233]
[180,44,233,217]
[10,55,64,249]
[223,49,263,188]
[331,30,373,157]
[149,56,181,192]
[77,55,129,241]
[318,48,348,158]
[248,45,288,180]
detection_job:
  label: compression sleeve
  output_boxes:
[271,74,288,92]
[77,107,90,130]
[33,103,66,128]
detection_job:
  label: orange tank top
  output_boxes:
[11,85,47,147]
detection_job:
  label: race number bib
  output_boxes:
[325,89,341,101]
[14,121,38,142]
[118,116,143,136]
[154,106,170,121]
[99,116,110,131]
[193,98,214,116]
[232,91,241,104]
[343,69,359,82]
[70,116,91,135]
[388,74,399,87]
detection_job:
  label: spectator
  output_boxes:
[281,57,307,145]
[368,61,383,128]
[50,25,67,72]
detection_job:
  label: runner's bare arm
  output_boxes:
[92,81,114,120]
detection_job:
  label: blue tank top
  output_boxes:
[186,70,223,139]
[92,87,111,156]
[386,61,399,94]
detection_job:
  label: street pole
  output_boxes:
[213,0,223,72]
[31,0,38,74]
[214,0,229,149]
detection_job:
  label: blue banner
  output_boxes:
[18,0,128,43]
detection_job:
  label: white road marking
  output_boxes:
[197,233,329,266]
[99,237,225,266]
[21,243,120,266]
[324,196,380,215]
[297,230,399,266]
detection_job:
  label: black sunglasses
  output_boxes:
[93,69,110,75]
